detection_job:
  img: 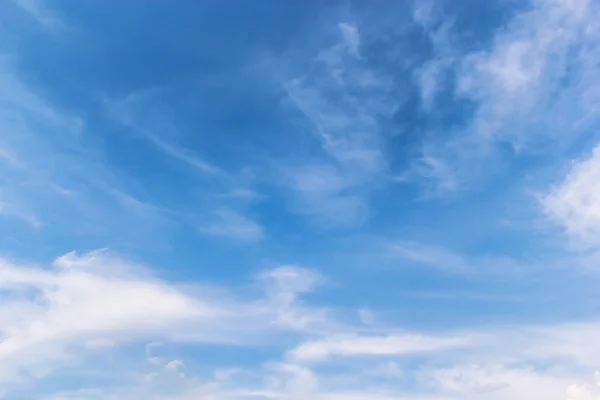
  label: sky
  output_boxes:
[1,0,600,399]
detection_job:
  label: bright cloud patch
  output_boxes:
[544,146,600,248]
[289,334,468,361]
[0,251,208,382]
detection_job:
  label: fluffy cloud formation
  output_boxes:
[0,250,328,388]
[0,251,209,382]
[544,146,600,248]
[1,249,599,399]
[567,372,600,400]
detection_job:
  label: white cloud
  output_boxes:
[51,363,592,400]
[0,250,331,390]
[388,241,468,272]
[567,372,600,400]
[259,265,321,295]
[371,361,403,379]
[283,164,368,227]
[258,266,333,334]
[458,0,600,150]
[7,284,600,400]
[0,199,41,228]
[104,92,221,176]
[270,13,394,227]
[165,360,184,371]
[0,251,210,381]
[289,334,468,362]
[104,91,264,244]
[197,208,264,243]
[83,338,116,350]
[0,59,174,246]
[12,0,63,30]
[421,364,575,399]
[543,146,600,249]
[338,23,361,58]
[382,240,539,280]
[412,0,600,192]
[525,323,600,369]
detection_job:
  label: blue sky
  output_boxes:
[1,0,600,398]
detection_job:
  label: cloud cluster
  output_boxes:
[1,249,600,399]
[0,250,328,389]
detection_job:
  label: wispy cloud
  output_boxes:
[282,163,368,227]
[0,198,41,228]
[197,208,264,243]
[0,57,176,248]
[380,239,550,280]
[12,0,63,30]
[410,0,600,193]
[388,241,469,272]
[105,93,222,176]
[268,18,395,227]
[337,22,361,58]
[104,91,265,244]
[288,333,468,362]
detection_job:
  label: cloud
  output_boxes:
[338,22,361,58]
[4,259,600,400]
[282,164,368,227]
[377,239,546,280]
[105,92,222,176]
[269,14,394,227]
[543,146,600,249]
[455,0,600,147]
[388,241,469,272]
[43,360,595,400]
[288,333,468,362]
[0,199,41,228]
[411,0,600,193]
[525,323,600,369]
[567,372,600,400]
[259,265,322,295]
[258,266,333,333]
[0,250,329,389]
[12,0,63,30]
[0,251,208,381]
[104,91,265,244]
[420,364,575,399]
[197,208,264,243]
[0,58,174,247]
